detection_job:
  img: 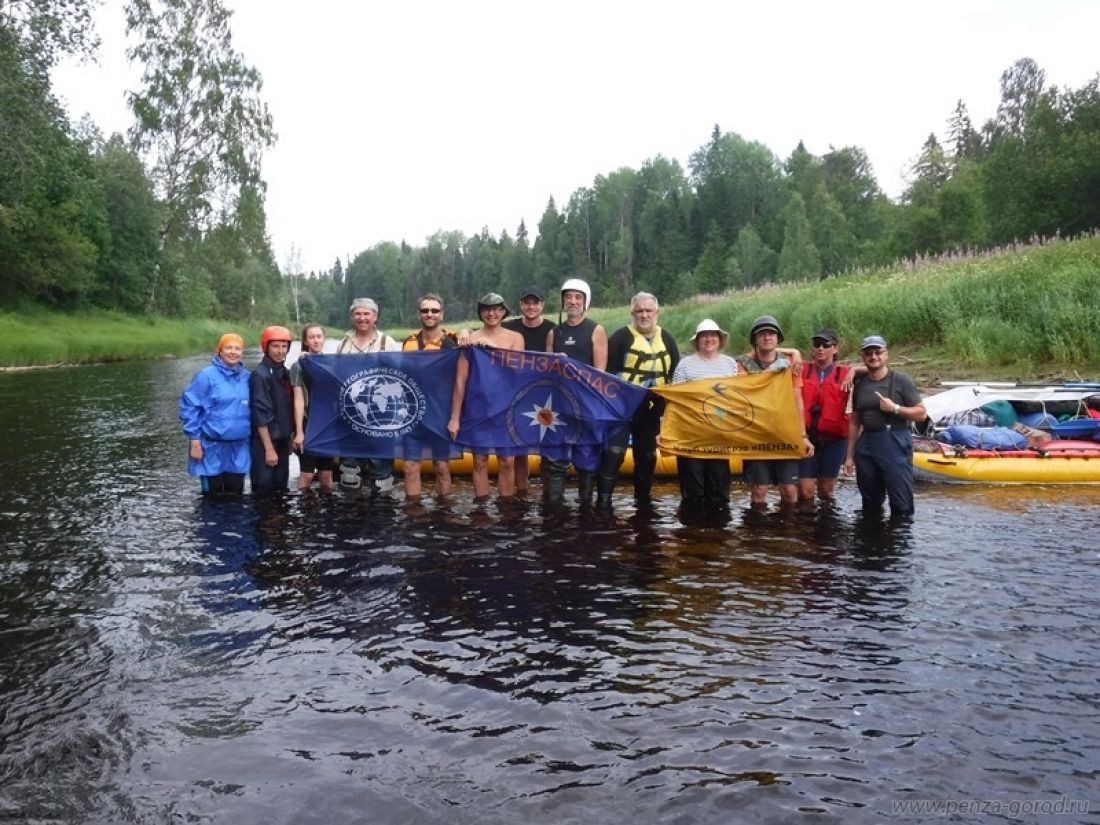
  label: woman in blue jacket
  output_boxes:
[179,333,251,494]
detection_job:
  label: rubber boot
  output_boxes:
[543,459,568,507]
[595,473,617,513]
[577,471,596,510]
[633,449,657,504]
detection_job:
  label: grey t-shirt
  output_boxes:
[852,370,921,432]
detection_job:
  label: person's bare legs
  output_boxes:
[404,461,423,499]
[798,477,817,502]
[497,456,516,498]
[750,484,770,507]
[472,455,491,499]
[433,460,452,496]
[779,482,799,507]
[514,454,530,494]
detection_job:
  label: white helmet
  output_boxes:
[560,278,591,311]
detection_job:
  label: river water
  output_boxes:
[1,355,1097,824]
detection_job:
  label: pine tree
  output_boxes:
[730,225,777,287]
[809,184,856,276]
[694,222,730,295]
[947,99,981,163]
[905,134,949,207]
[777,193,820,282]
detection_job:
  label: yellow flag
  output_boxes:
[652,369,803,459]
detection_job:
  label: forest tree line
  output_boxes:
[1,0,279,321]
[3,0,1100,330]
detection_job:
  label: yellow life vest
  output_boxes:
[620,325,672,387]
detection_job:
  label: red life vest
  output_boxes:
[801,362,851,439]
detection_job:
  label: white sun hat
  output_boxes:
[690,318,729,348]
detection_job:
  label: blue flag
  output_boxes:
[300,351,463,460]
[453,347,649,466]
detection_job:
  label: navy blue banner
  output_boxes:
[301,347,649,463]
[300,351,463,460]
[453,347,648,461]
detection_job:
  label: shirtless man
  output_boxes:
[447,293,525,499]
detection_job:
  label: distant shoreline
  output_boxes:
[0,362,80,372]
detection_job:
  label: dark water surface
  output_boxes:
[1,356,1098,824]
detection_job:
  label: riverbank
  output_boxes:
[2,235,1098,382]
[0,310,262,370]
[637,233,1100,387]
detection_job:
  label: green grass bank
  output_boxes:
[601,235,1100,386]
[3,235,1098,385]
[0,311,262,369]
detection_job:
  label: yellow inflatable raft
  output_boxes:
[912,441,1100,485]
[397,451,743,477]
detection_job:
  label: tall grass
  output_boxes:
[0,309,260,367]
[636,235,1100,378]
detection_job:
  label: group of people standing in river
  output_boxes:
[179,278,927,518]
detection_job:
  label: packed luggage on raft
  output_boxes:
[912,382,1100,484]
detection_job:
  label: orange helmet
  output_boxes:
[260,325,292,352]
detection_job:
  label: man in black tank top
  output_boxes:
[543,278,608,507]
[503,286,555,352]
[502,286,555,495]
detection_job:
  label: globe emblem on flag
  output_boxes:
[340,369,425,436]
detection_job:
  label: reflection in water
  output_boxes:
[1,358,1099,822]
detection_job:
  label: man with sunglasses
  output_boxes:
[403,293,457,352]
[401,294,458,500]
[798,328,852,503]
[843,335,926,518]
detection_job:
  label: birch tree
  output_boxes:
[125,0,274,312]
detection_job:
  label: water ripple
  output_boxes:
[2,360,1099,822]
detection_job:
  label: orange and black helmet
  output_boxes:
[260,325,293,352]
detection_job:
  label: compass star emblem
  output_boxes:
[522,395,563,441]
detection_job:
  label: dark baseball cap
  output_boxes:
[812,328,839,345]
[519,286,543,301]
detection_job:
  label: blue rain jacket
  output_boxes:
[179,356,251,476]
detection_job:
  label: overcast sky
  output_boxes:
[52,0,1100,274]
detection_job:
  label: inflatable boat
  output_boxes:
[913,439,1100,484]
[399,451,743,478]
[916,381,1100,484]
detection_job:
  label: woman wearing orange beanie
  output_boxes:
[178,333,251,494]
